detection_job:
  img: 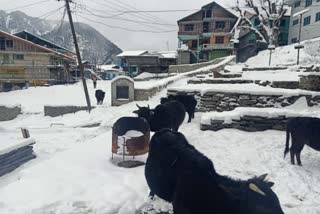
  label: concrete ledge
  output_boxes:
[44,106,91,117]
[0,106,21,121]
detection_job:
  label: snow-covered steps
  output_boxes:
[0,137,36,177]
[200,107,315,132]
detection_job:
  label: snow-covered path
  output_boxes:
[0,78,320,213]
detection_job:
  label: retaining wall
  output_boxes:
[0,106,21,121]
[44,106,91,117]
[169,58,225,74]
[167,90,320,112]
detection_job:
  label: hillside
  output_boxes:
[0,10,122,64]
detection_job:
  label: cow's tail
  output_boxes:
[284,128,290,159]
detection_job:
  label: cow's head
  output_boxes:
[133,104,154,122]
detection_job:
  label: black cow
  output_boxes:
[145,129,284,214]
[284,117,320,166]
[161,94,197,123]
[95,89,105,105]
[133,101,185,132]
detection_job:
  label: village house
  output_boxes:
[117,51,177,77]
[288,0,320,43]
[0,30,75,92]
[98,64,125,80]
[177,1,238,63]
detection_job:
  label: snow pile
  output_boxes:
[245,38,320,66]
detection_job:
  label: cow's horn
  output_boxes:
[148,104,150,109]
[249,183,266,196]
[258,173,268,181]
[136,104,141,108]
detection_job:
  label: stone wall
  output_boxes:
[134,80,174,101]
[188,79,253,84]
[167,90,320,112]
[169,57,225,74]
[299,75,320,91]
[44,106,91,117]
[242,67,288,71]
[201,115,289,132]
[0,139,36,177]
[0,106,21,121]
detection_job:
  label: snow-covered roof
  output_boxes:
[117,51,148,57]
[100,64,120,71]
[158,51,178,59]
[293,8,310,17]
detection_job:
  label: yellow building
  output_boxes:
[0,30,76,92]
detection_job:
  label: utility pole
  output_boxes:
[59,0,91,112]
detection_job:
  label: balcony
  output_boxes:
[201,43,234,50]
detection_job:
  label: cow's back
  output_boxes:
[150,101,185,132]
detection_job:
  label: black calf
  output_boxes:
[161,94,197,123]
[95,89,105,105]
[284,117,320,165]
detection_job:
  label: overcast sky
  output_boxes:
[2,0,236,51]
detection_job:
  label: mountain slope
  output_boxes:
[0,10,122,64]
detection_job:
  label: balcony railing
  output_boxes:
[201,43,234,50]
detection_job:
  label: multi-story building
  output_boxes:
[0,30,75,92]
[177,1,238,63]
[288,0,320,43]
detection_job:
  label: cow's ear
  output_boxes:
[150,111,155,116]
[133,110,139,114]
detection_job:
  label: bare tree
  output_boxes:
[233,0,287,47]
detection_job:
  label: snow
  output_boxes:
[201,97,315,125]
[117,51,148,57]
[293,9,310,18]
[124,130,144,138]
[1,48,320,213]
[169,83,320,97]
[134,72,172,80]
[158,51,178,59]
[0,136,35,156]
[111,75,134,83]
[245,37,320,66]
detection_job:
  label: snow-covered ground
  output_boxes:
[1,76,320,213]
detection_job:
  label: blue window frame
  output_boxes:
[305,0,312,7]
[303,16,311,25]
[294,1,301,7]
[316,12,320,22]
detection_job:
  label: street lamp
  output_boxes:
[268,13,279,66]
[293,9,309,65]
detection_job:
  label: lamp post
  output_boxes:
[268,13,278,66]
[293,9,309,65]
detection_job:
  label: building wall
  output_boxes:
[288,0,320,44]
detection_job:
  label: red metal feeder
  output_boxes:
[112,117,150,162]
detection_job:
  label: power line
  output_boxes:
[76,13,176,33]
[4,0,50,12]
[79,8,177,27]
[90,0,170,31]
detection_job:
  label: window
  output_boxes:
[254,18,261,26]
[3,54,9,64]
[305,0,312,7]
[293,19,299,25]
[13,54,24,60]
[203,22,209,33]
[215,36,224,44]
[206,10,212,18]
[184,24,194,31]
[316,12,320,22]
[303,16,311,26]
[215,21,225,29]
[0,37,5,50]
[294,1,301,7]
[6,40,13,48]
[116,86,129,99]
